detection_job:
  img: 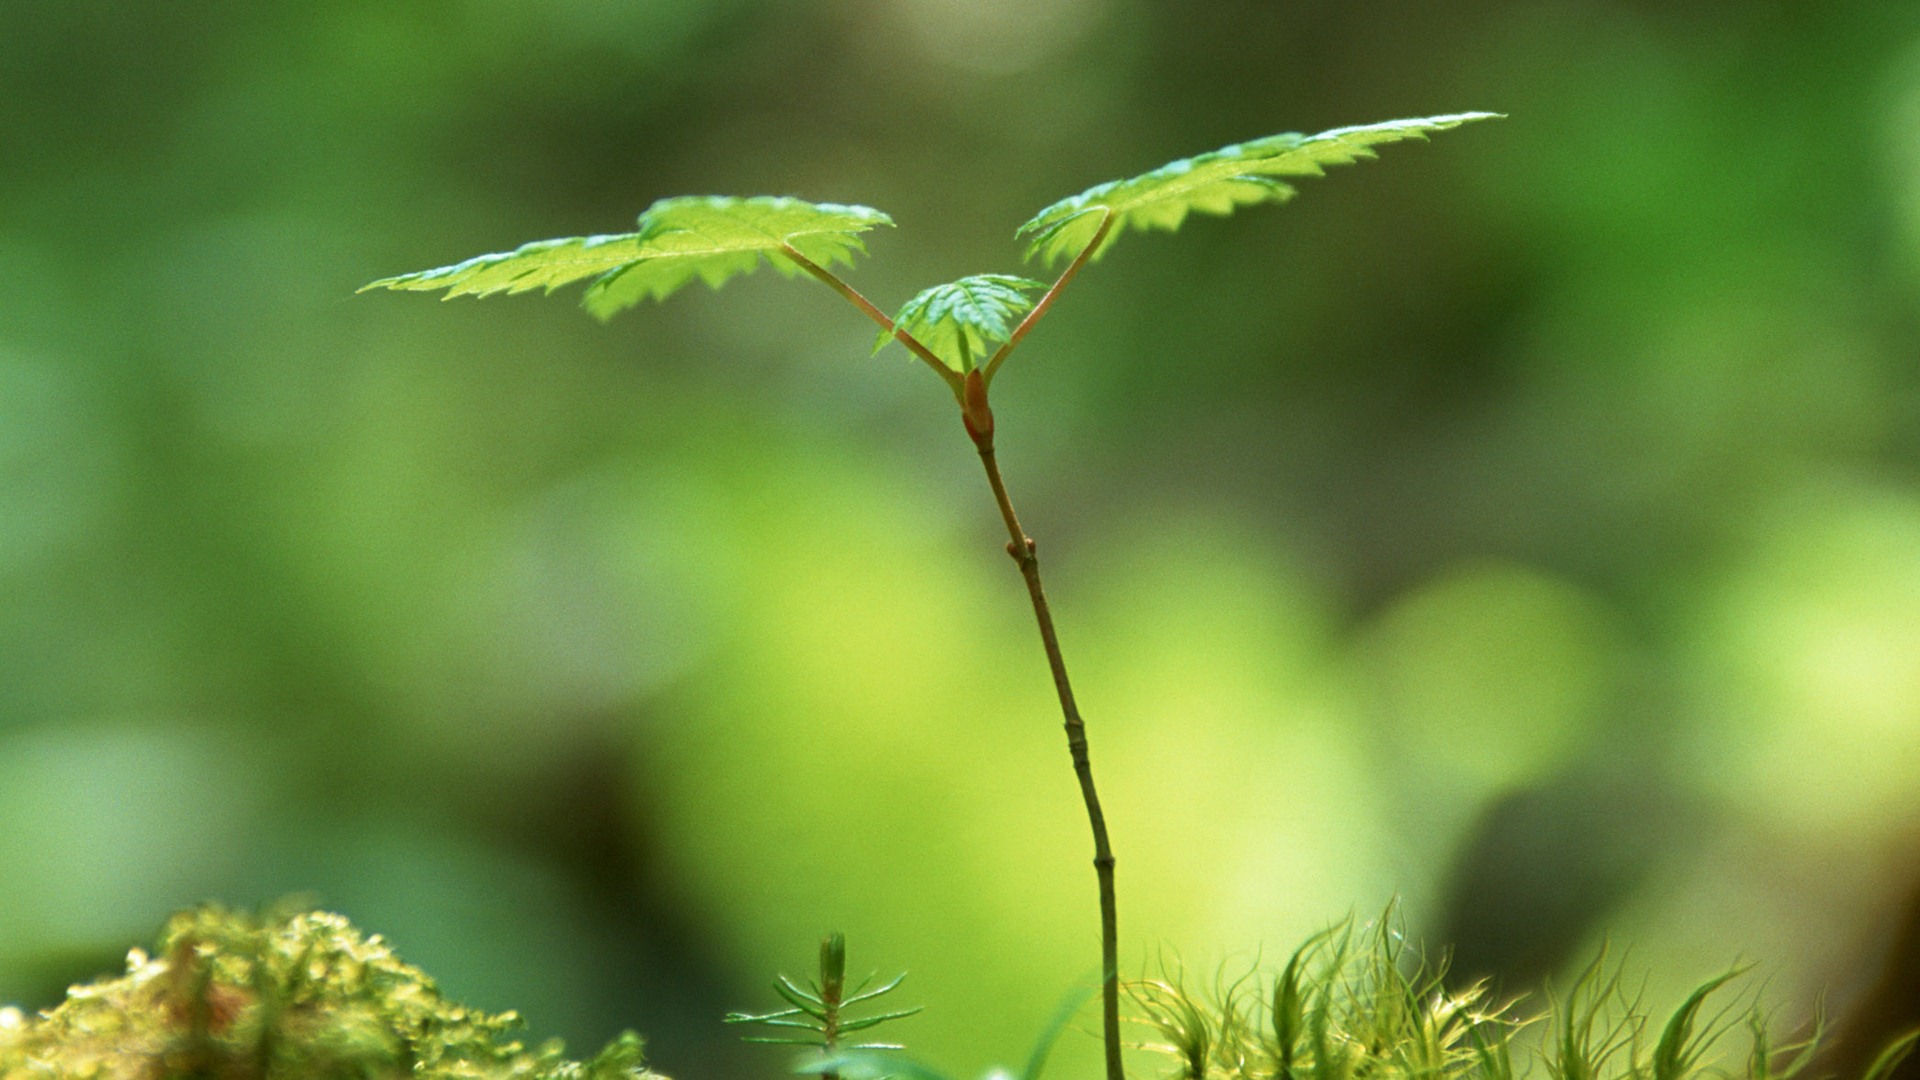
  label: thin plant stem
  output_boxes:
[781,243,962,396]
[982,211,1114,385]
[971,430,1123,1080]
[820,949,842,1080]
[794,227,1125,1080]
[974,219,1127,1080]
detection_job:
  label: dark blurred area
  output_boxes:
[5,2,1920,1079]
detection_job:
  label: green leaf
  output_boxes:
[725,1007,808,1022]
[835,1008,925,1034]
[361,195,893,322]
[877,274,1045,372]
[1017,113,1501,266]
[842,972,910,1007]
[820,932,848,997]
[1861,1031,1920,1080]
[774,977,831,1019]
[721,1006,814,1022]
[1652,968,1749,1080]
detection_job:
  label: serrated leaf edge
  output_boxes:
[1017,112,1502,265]
[362,195,894,322]
[877,273,1046,373]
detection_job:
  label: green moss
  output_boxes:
[1117,916,1918,1080]
[0,907,662,1080]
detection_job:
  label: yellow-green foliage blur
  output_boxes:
[3,5,1919,1080]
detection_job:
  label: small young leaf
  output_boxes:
[877,274,1044,373]
[726,1008,809,1024]
[836,1008,926,1034]
[1017,113,1500,266]
[821,933,848,999]
[775,977,832,1019]
[362,195,893,321]
[1651,968,1749,1080]
[731,1017,820,1031]
[842,972,911,1008]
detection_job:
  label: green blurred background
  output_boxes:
[5,1,1920,1077]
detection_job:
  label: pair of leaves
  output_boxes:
[362,113,1499,368]
[363,193,1040,374]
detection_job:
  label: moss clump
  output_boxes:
[0,907,662,1080]
[1118,917,1919,1080]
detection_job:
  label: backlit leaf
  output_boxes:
[362,195,893,321]
[878,273,1044,372]
[1017,113,1500,266]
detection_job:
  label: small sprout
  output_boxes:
[726,931,924,1079]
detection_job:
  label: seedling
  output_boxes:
[361,111,1501,1080]
[3,110,1916,1080]
[725,932,922,1080]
